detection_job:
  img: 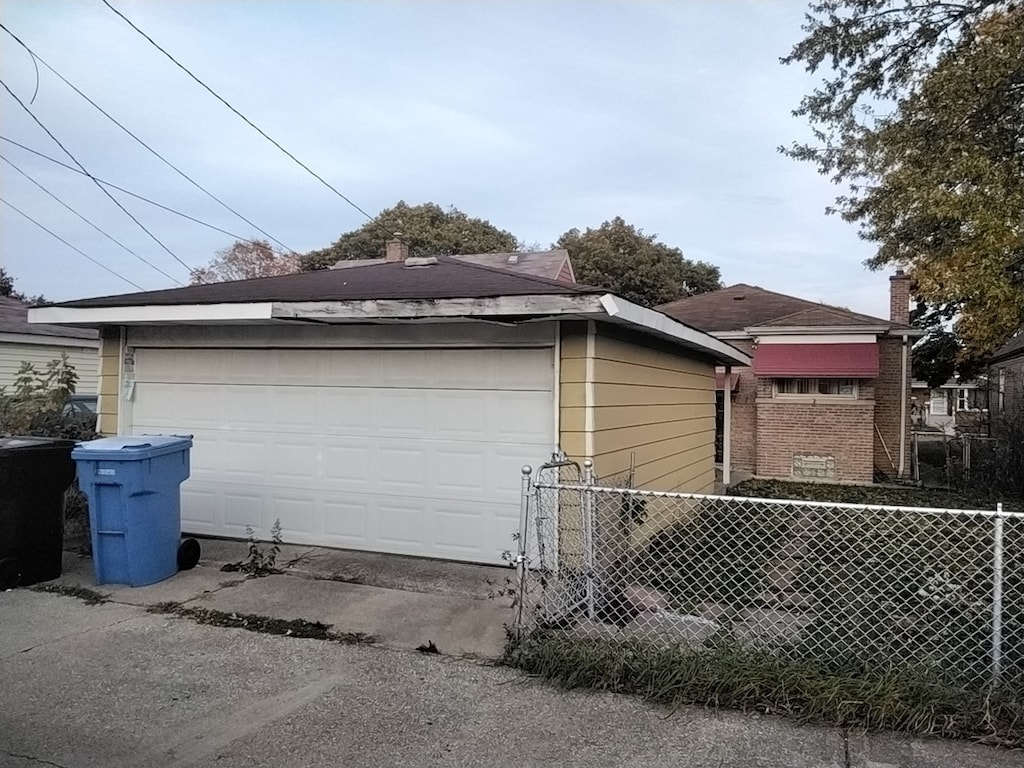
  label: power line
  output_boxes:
[101,0,378,224]
[0,22,295,253]
[1,152,166,270]
[1,136,264,243]
[0,195,145,290]
[0,76,186,283]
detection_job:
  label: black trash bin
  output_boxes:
[0,437,77,589]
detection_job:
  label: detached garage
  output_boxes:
[33,254,748,564]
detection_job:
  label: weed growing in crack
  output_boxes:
[222,519,283,577]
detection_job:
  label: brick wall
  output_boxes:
[756,395,876,483]
[873,336,911,479]
[724,340,757,473]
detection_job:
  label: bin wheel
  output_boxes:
[0,557,20,590]
[177,538,201,571]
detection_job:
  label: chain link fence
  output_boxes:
[512,457,1024,689]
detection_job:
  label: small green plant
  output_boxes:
[222,519,283,577]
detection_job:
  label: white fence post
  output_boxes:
[582,459,596,620]
[992,501,1005,683]
[514,465,533,631]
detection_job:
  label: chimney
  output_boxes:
[889,268,911,326]
[384,238,409,263]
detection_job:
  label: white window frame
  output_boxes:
[772,377,858,400]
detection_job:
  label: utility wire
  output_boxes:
[0,22,295,253]
[0,76,185,283]
[1,152,167,270]
[0,196,145,290]
[1,136,261,242]
[101,0,378,224]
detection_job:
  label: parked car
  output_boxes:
[63,395,98,418]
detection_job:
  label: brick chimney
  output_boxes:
[384,239,409,263]
[889,268,911,325]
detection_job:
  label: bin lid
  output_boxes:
[0,436,76,453]
[72,434,193,461]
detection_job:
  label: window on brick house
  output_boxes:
[774,378,857,398]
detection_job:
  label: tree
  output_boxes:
[0,267,46,305]
[555,217,722,307]
[300,201,520,271]
[782,2,1024,368]
[189,240,300,285]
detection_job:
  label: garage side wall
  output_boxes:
[558,322,717,492]
[0,342,99,394]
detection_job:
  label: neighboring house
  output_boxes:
[33,245,748,565]
[659,271,919,484]
[910,378,989,434]
[989,333,1024,431]
[0,296,99,394]
[332,244,576,283]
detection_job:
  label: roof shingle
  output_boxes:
[56,256,602,309]
[658,284,905,333]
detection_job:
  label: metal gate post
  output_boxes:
[992,502,1005,683]
[513,465,533,631]
[582,458,596,620]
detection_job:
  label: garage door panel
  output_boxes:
[272,440,319,481]
[377,446,426,491]
[376,502,424,547]
[378,391,430,436]
[224,491,264,532]
[319,389,374,434]
[133,345,553,564]
[270,494,316,538]
[432,393,487,440]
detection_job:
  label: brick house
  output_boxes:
[659,273,919,484]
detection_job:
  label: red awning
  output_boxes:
[753,343,878,378]
[715,370,740,391]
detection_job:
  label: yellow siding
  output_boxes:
[96,328,121,435]
[557,323,717,492]
[591,331,716,493]
[0,342,99,394]
[556,322,719,564]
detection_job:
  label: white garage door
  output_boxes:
[128,346,554,564]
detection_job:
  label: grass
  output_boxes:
[504,631,1024,748]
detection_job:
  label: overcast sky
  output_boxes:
[0,1,896,318]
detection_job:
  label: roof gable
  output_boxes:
[991,332,1024,363]
[658,283,900,333]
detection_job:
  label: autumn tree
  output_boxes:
[301,201,520,271]
[189,240,300,285]
[782,1,1024,370]
[555,217,721,307]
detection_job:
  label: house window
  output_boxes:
[773,378,857,398]
[999,368,1006,412]
[956,388,988,412]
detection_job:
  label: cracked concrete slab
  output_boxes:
[5,541,1019,768]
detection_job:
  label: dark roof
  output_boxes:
[451,250,574,281]
[991,333,1024,363]
[0,297,98,339]
[56,256,603,309]
[658,284,903,333]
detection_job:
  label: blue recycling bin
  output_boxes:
[72,435,197,586]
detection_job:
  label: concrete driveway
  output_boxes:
[0,543,1018,768]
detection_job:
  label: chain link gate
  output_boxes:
[514,456,1024,689]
